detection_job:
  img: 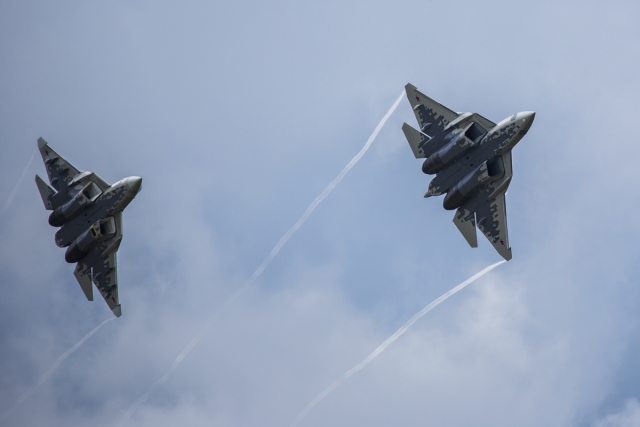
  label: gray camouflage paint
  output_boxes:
[402,83,535,260]
[34,137,142,317]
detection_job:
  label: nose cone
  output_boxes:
[518,111,536,125]
[126,176,142,195]
[516,111,536,135]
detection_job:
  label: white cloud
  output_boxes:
[2,1,640,426]
[594,400,640,427]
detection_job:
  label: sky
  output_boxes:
[1,0,640,426]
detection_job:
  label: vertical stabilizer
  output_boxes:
[402,123,429,158]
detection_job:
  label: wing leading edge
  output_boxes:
[35,137,111,209]
[73,213,123,317]
[405,83,458,136]
[451,151,513,261]
[475,192,511,261]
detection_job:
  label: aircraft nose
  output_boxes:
[126,176,142,194]
[521,111,535,126]
[518,111,535,133]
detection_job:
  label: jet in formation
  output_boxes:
[402,83,535,260]
[35,138,142,317]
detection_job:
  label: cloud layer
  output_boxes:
[1,1,640,426]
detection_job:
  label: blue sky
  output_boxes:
[2,1,640,426]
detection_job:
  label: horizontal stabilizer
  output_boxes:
[35,174,56,210]
[73,263,93,301]
[402,123,430,158]
[453,208,478,248]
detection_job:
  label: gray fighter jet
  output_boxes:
[34,137,141,317]
[402,84,535,260]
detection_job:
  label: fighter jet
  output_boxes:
[402,83,535,260]
[34,137,141,317]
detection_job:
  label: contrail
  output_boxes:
[290,260,506,427]
[0,148,37,221]
[0,317,114,423]
[248,90,406,283]
[119,90,406,426]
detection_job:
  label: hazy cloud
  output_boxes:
[1,1,640,426]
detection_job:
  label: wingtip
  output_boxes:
[112,305,122,317]
[37,137,48,149]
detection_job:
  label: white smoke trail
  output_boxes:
[290,260,506,427]
[248,90,405,283]
[0,148,37,221]
[119,91,406,426]
[0,317,114,423]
